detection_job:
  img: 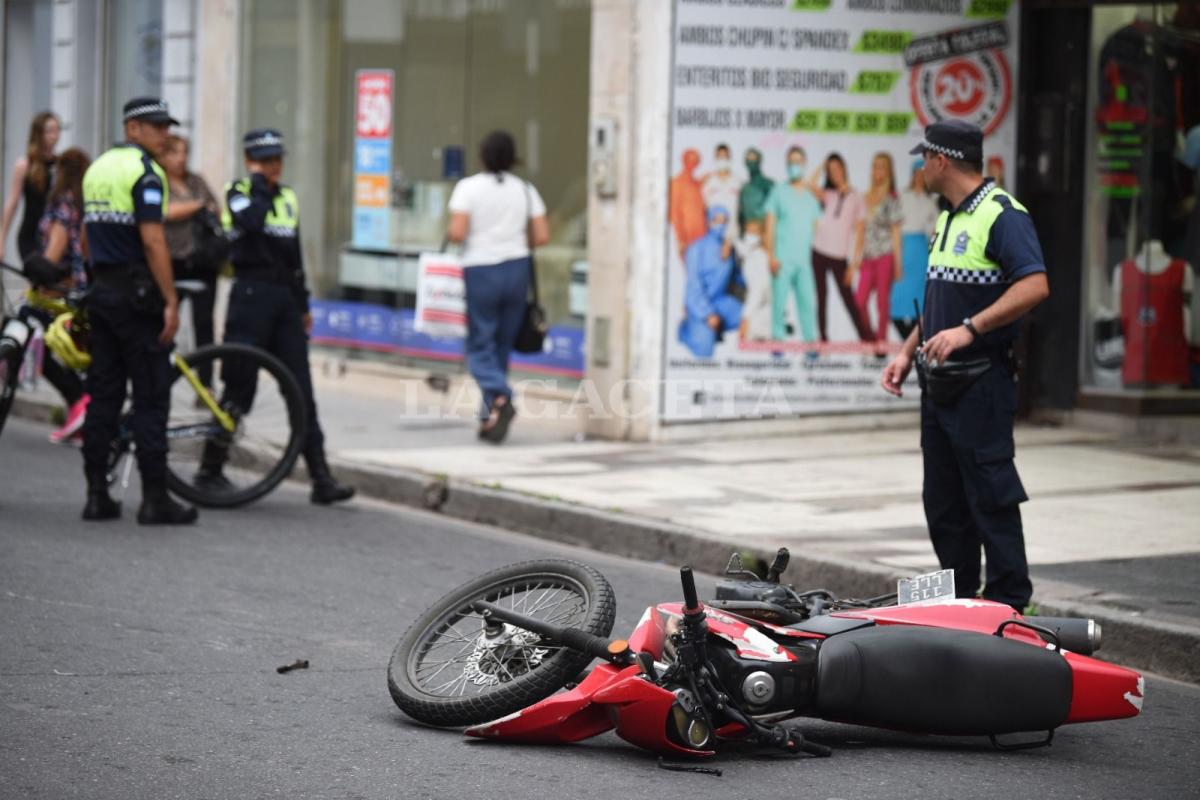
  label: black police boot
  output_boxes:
[137,477,199,526]
[306,450,355,506]
[193,440,235,494]
[82,477,122,521]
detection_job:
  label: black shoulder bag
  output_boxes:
[190,208,231,274]
[513,181,548,354]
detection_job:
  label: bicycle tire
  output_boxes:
[388,559,616,728]
[0,341,21,438]
[165,342,307,508]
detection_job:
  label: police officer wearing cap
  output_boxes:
[197,129,354,505]
[80,97,198,525]
[880,120,1050,611]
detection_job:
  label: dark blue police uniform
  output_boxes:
[912,123,1047,610]
[199,130,353,505]
[80,98,196,523]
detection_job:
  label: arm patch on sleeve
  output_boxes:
[229,195,252,213]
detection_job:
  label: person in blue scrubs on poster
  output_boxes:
[764,146,821,342]
[678,205,742,358]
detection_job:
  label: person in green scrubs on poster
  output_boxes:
[739,147,773,233]
[764,146,822,343]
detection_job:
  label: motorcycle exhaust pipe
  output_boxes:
[1023,616,1102,655]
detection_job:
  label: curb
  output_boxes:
[11,397,1199,684]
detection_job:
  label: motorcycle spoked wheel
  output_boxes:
[388,559,616,727]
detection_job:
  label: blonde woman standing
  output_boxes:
[849,152,902,347]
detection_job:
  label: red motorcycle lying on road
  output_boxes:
[387,550,1143,758]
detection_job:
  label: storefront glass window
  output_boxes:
[107,0,164,143]
[242,0,591,368]
[1081,4,1200,392]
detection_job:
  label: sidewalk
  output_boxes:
[14,356,1200,682]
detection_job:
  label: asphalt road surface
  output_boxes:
[2,417,1197,800]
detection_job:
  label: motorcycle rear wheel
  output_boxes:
[388,559,616,727]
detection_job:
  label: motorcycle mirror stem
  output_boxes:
[767,548,790,583]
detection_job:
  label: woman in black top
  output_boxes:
[1,111,61,264]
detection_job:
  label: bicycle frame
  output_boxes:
[173,352,235,432]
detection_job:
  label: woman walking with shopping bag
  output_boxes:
[446,130,550,444]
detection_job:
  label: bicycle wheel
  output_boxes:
[165,342,307,508]
[387,559,616,728]
[0,339,22,438]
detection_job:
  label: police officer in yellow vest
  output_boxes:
[81,97,198,525]
[196,129,354,504]
[880,120,1050,611]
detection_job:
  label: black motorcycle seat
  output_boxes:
[815,625,1072,736]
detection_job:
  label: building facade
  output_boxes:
[3,0,1198,441]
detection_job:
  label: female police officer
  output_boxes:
[194,130,354,505]
[880,120,1050,612]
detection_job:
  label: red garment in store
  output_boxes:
[1120,258,1190,386]
[670,150,706,258]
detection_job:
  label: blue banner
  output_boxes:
[355,139,392,174]
[310,299,585,378]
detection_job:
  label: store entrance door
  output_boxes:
[1017,4,1091,415]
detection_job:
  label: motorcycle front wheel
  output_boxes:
[388,559,616,727]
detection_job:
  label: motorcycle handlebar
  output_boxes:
[680,566,701,614]
[472,601,633,666]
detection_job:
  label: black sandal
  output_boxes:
[479,396,516,444]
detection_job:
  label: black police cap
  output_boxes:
[123,97,179,126]
[909,119,983,163]
[243,129,286,160]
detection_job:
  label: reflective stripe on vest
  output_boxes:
[82,145,168,225]
[926,185,1027,285]
[222,179,299,237]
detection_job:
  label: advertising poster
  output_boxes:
[352,69,394,251]
[664,0,1020,421]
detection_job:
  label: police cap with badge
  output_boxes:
[244,129,286,160]
[123,97,180,126]
[909,119,984,164]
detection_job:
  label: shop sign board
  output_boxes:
[664,0,1019,421]
[352,69,394,251]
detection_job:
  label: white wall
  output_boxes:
[584,0,673,441]
[192,0,240,196]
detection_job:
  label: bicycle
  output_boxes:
[1,260,308,507]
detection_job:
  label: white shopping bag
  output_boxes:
[414,252,467,338]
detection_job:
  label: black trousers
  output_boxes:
[812,250,871,342]
[222,280,324,460]
[920,365,1032,610]
[81,286,172,485]
[172,259,216,385]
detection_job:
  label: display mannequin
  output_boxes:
[1114,239,1193,386]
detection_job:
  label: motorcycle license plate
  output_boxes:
[2,317,30,348]
[897,569,956,605]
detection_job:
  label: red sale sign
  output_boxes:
[355,71,393,139]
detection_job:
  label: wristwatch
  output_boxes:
[962,317,980,340]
